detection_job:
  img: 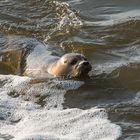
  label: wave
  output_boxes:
[0,0,83,40]
[45,0,83,41]
[0,75,121,140]
[84,9,140,26]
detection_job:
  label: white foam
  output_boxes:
[0,75,121,140]
[0,75,84,109]
[45,1,83,41]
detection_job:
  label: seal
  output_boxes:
[0,35,92,78]
[48,53,92,77]
[24,51,92,78]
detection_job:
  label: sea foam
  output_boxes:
[0,75,121,140]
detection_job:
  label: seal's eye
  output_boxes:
[64,60,68,63]
[70,59,77,65]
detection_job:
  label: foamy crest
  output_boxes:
[0,99,121,140]
[0,75,84,109]
[0,75,121,140]
[45,1,83,41]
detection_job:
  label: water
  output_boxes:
[0,0,140,139]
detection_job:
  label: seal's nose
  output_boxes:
[79,61,92,71]
[82,61,90,65]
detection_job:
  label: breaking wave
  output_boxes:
[0,75,121,140]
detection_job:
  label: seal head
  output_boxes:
[48,53,92,77]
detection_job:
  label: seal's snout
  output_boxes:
[79,61,89,66]
[79,60,92,72]
[82,61,90,66]
[86,62,92,71]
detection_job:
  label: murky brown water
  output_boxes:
[0,0,140,139]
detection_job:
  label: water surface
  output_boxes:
[0,0,140,139]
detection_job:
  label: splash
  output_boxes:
[45,1,83,41]
[0,75,121,140]
[0,75,84,109]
